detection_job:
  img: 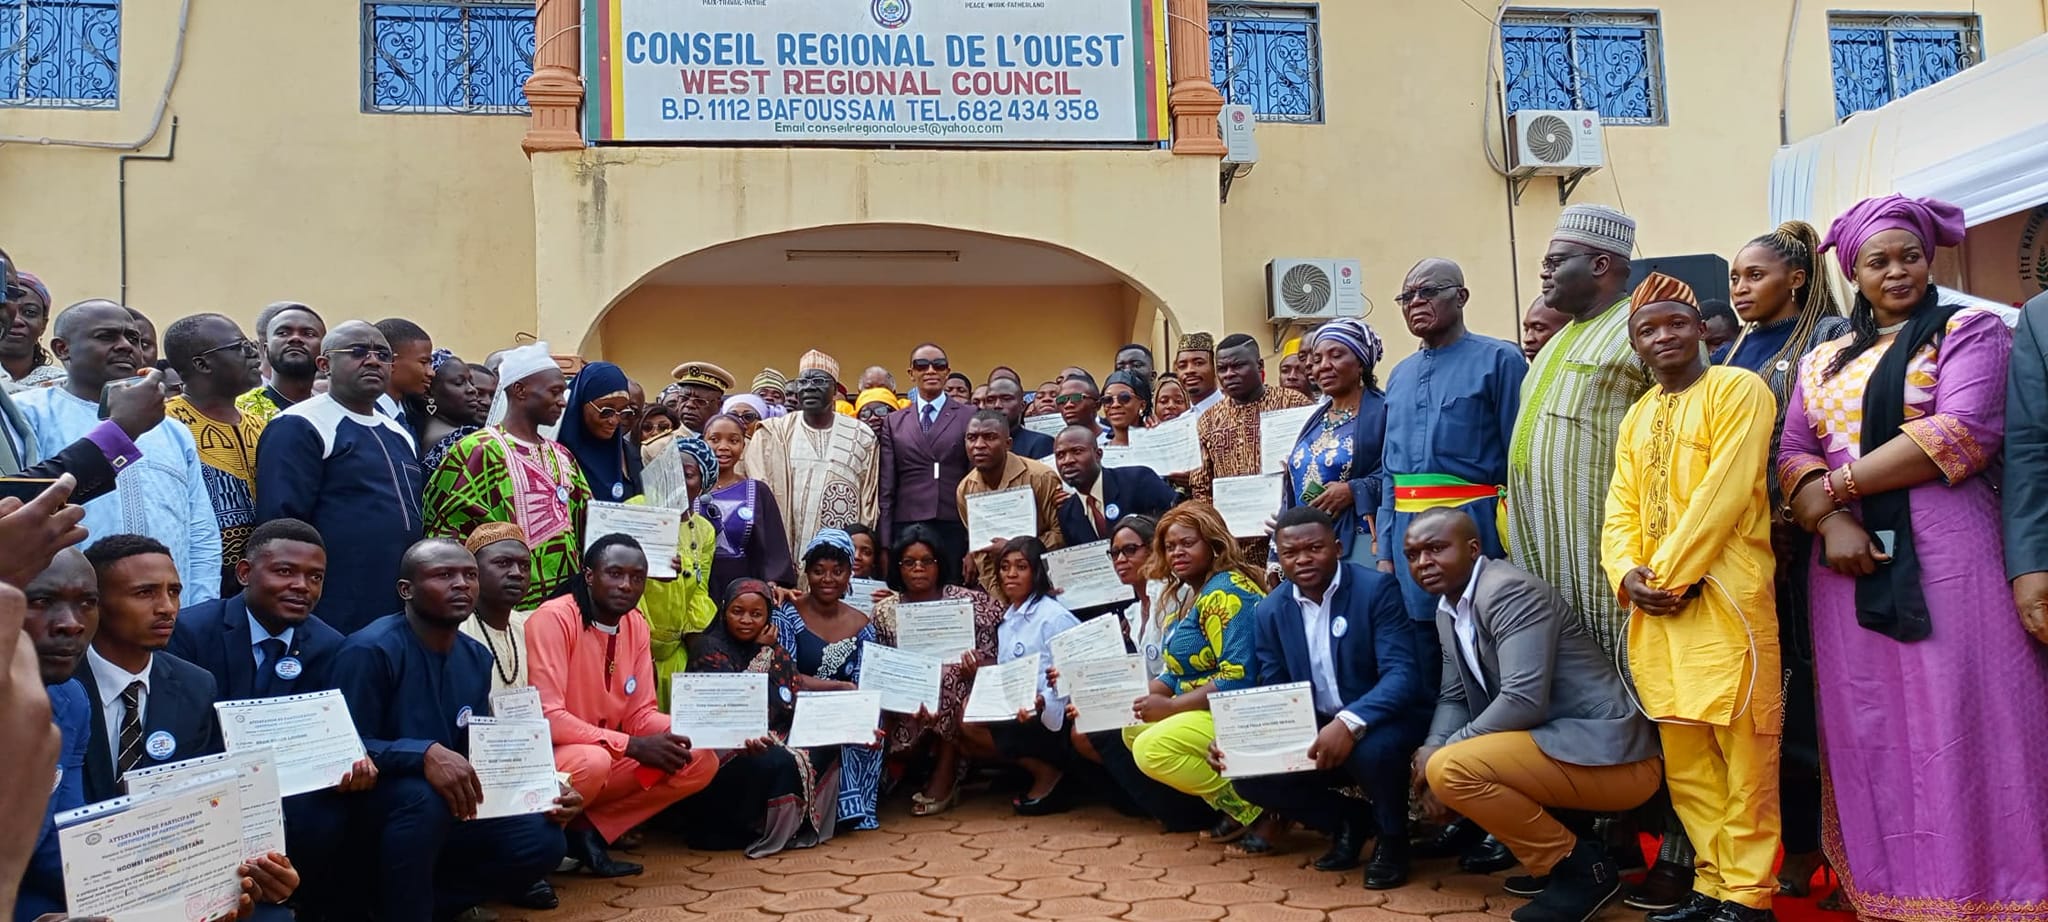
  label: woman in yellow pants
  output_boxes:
[1122,503,1273,846]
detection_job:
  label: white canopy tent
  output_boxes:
[1771,31,2048,230]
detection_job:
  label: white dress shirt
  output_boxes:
[86,647,153,768]
[1438,556,1490,693]
[248,611,297,669]
[997,594,1081,732]
[1291,567,1366,734]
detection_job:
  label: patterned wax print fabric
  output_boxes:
[165,395,266,588]
[1156,570,1263,694]
[424,427,592,608]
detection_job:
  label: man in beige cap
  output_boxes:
[668,361,733,435]
[1505,203,1697,908]
[745,355,878,563]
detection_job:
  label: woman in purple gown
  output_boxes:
[701,413,797,600]
[1779,194,2048,922]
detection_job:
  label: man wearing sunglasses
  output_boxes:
[12,301,223,605]
[878,342,972,576]
[164,313,269,592]
[255,321,425,633]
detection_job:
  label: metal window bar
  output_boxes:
[1826,14,1980,121]
[363,0,534,115]
[1208,3,1323,123]
[0,0,119,109]
[1501,9,1665,126]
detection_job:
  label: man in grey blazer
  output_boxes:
[1405,508,1662,922]
[2005,289,2048,644]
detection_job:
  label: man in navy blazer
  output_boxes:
[987,377,1054,460]
[170,518,346,700]
[1051,425,1179,548]
[74,534,223,803]
[878,342,975,569]
[1229,507,1432,890]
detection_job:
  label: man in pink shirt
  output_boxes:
[526,534,717,876]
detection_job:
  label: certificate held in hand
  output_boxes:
[963,653,1042,723]
[966,484,1038,551]
[586,501,684,579]
[214,689,368,797]
[1044,541,1135,610]
[59,770,246,921]
[859,642,944,715]
[1064,654,1150,734]
[1213,472,1286,538]
[1210,682,1320,778]
[1047,614,1127,672]
[466,717,561,819]
[1259,405,1318,474]
[669,672,768,750]
[787,689,884,748]
[893,598,977,661]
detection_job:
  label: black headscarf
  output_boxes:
[1852,286,1958,642]
[557,361,643,502]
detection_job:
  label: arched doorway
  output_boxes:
[582,224,1188,390]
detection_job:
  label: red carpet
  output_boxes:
[1635,835,1849,922]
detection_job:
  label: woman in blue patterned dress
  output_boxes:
[1283,318,1388,565]
[771,528,886,830]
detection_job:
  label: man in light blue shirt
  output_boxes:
[15,301,221,603]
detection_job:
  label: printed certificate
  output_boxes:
[1045,541,1135,610]
[1210,681,1320,778]
[669,671,768,750]
[963,653,1042,723]
[214,689,366,797]
[1064,654,1149,734]
[1259,405,1318,474]
[586,501,683,578]
[965,485,1038,551]
[858,642,944,715]
[490,685,544,722]
[1125,416,1202,476]
[1048,614,1127,672]
[124,748,285,860]
[786,690,883,749]
[844,578,891,615]
[59,770,245,921]
[894,598,977,661]
[1213,472,1285,538]
[466,717,559,820]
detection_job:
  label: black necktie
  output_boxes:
[116,681,145,775]
[255,638,288,697]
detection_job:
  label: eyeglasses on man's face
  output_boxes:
[1395,284,1461,305]
[194,339,260,360]
[912,358,949,372]
[325,344,394,363]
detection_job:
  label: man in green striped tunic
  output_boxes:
[1506,204,1647,658]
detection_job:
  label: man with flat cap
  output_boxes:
[669,361,733,435]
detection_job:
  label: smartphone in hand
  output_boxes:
[98,375,145,420]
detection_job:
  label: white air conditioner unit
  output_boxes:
[1507,109,1606,177]
[1221,103,1258,164]
[1266,259,1364,321]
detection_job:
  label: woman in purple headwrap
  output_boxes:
[1279,317,1388,565]
[1,270,64,389]
[1778,194,2048,921]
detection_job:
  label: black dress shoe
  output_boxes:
[568,826,644,878]
[1510,837,1619,922]
[1314,818,1370,872]
[1707,902,1776,922]
[1364,838,1411,889]
[510,879,559,910]
[1625,860,1697,910]
[1644,892,1721,922]
[1413,817,1488,859]
[1460,835,1520,873]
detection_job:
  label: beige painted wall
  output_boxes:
[599,283,1135,390]
[0,0,538,359]
[2,0,2042,373]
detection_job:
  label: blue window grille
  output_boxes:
[1827,14,1980,121]
[1208,3,1322,123]
[363,0,534,114]
[0,0,119,109]
[1501,9,1665,126]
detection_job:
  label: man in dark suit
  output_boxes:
[2006,289,2048,644]
[1229,506,1432,889]
[987,377,1053,460]
[1405,508,1663,922]
[878,342,973,573]
[74,534,222,803]
[170,517,346,699]
[1051,424,1176,546]
[169,517,372,917]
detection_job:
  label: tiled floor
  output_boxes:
[498,796,1607,922]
